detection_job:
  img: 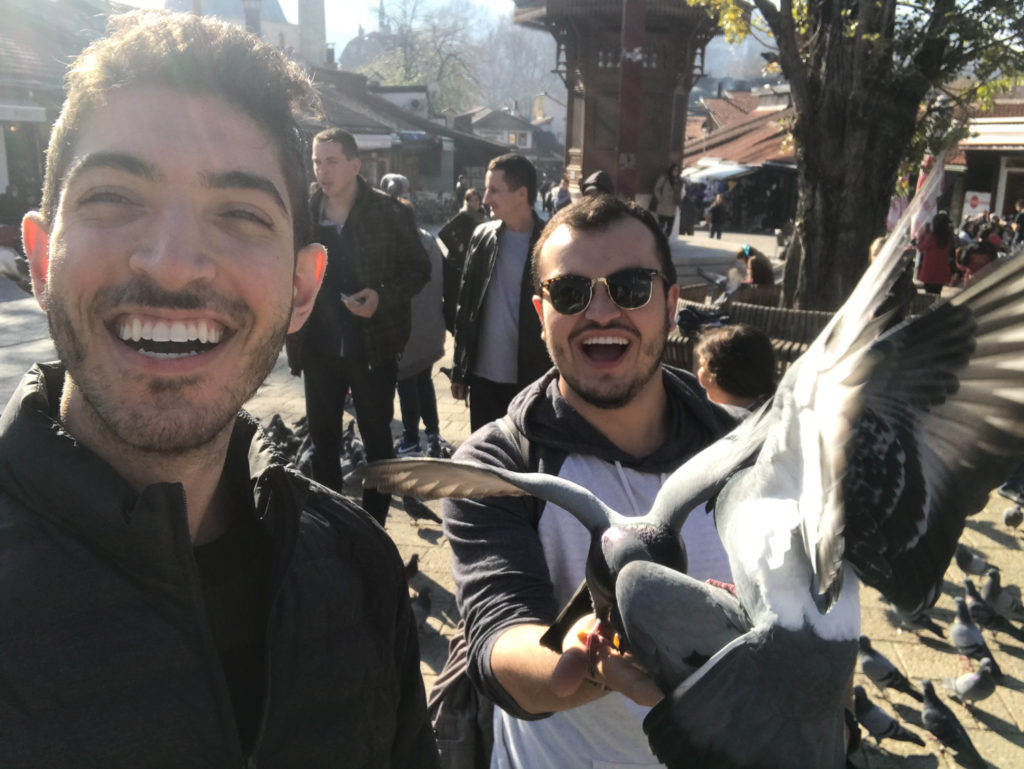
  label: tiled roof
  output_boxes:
[684,104,794,167]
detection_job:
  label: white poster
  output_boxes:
[962,190,992,219]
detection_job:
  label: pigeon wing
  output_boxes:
[354,457,624,531]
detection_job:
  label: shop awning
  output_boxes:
[685,163,757,182]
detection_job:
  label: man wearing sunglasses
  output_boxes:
[442,195,735,767]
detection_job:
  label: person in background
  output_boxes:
[693,324,777,418]
[439,187,487,331]
[385,174,453,459]
[652,163,682,237]
[678,190,697,236]
[450,152,551,431]
[555,176,572,212]
[736,244,774,286]
[580,170,614,198]
[1012,198,1024,250]
[915,210,955,294]
[707,193,726,239]
[4,11,437,765]
[287,128,430,525]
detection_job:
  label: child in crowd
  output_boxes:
[693,323,777,417]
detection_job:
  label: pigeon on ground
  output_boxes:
[401,496,443,524]
[1004,505,1023,529]
[857,636,923,702]
[852,685,924,747]
[980,567,1024,624]
[411,588,432,630]
[940,658,997,707]
[355,165,1024,769]
[963,578,1024,642]
[921,680,988,769]
[955,544,989,576]
[883,603,945,639]
[950,597,1002,676]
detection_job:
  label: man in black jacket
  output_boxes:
[5,12,437,767]
[450,153,550,430]
[287,128,430,523]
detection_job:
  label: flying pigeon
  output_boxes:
[963,578,1024,642]
[940,658,997,707]
[355,164,1024,769]
[950,597,1001,676]
[980,567,1024,624]
[852,685,924,747]
[920,680,988,769]
[857,636,923,702]
[955,544,989,577]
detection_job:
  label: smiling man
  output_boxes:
[450,153,551,431]
[0,11,437,767]
[442,195,735,768]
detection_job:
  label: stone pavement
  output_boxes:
[1,230,1022,766]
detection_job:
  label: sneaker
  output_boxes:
[426,432,453,459]
[395,437,423,457]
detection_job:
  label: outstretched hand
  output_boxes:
[550,614,663,707]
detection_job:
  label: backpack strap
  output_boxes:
[496,414,542,527]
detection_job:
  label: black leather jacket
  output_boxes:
[450,213,550,387]
[0,364,438,768]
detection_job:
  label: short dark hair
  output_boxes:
[463,187,480,203]
[40,10,322,251]
[488,153,537,206]
[531,194,676,291]
[313,127,358,160]
[694,324,777,400]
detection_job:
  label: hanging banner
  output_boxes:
[961,191,991,220]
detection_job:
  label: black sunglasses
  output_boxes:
[540,267,665,315]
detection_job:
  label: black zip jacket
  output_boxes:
[450,214,550,387]
[0,363,438,768]
[286,177,430,372]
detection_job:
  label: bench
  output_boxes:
[665,299,835,376]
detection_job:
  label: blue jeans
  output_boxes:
[396,366,440,443]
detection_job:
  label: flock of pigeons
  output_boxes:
[357,162,1024,768]
[853,533,1023,769]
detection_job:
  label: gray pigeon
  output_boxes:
[963,578,1024,642]
[921,680,988,769]
[411,588,432,630]
[941,658,997,707]
[852,685,924,747]
[950,597,1001,677]
[857,636,922,702]
[355,165,1024,769]
[955,544,989,576]
[1004,505,1023,529]
[981,567,1024,623]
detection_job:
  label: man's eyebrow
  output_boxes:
[203,170,289,216]
[66,152,163,184]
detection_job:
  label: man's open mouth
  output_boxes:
[581,335,629,363]
[115,317,227,359]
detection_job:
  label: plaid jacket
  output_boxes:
[287,177,430,371]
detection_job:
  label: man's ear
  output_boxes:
[289,243,327,333]
[532,294,546,342]
[665,281,680,328]
[21,212,50,310]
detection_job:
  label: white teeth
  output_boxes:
[169,321,189,343]
[139,350,197,359]
[151,321,171,342]
[116,317,224,345]
[584,336,628,345]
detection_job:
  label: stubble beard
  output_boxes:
[46,283,290,455]
[551,320,668,410]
